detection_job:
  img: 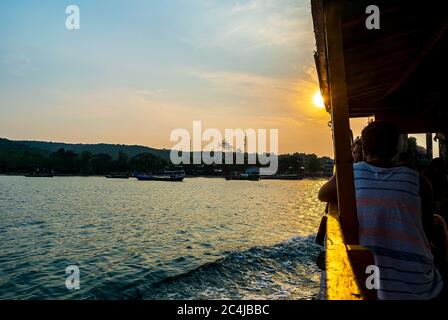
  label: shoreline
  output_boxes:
[0,173,330,179]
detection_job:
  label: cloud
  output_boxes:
[189,67,323,120]
[0,0,333,155]
[183,0,313,50]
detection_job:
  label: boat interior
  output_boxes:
[311,0,448,299]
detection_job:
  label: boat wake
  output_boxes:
[143,235,322,300]
[80,236,322,300]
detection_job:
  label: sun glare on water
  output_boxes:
[313,91,325,109]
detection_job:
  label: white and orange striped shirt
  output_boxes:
[354,161,443,300]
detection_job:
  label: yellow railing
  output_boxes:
[325,203,377,300]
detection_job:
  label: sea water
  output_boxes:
[0,176,326,300]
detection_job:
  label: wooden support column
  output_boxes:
[324,0,359,245]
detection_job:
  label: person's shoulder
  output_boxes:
[353,161,368,169]
[396,165,419,176]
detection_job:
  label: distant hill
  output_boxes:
[0,138,49,156]
[1,138,171,160]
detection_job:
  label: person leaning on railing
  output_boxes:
[318,121,448,300]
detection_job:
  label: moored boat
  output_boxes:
[225,167,260,181]
[105,174,130,179]
[136,170,185,182]
[225,173,260,181]
[24,173,53,178]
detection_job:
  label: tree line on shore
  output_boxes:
[0,146,333,176]
[0,148,169,175]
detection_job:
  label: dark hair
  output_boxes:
[361,121,399,160]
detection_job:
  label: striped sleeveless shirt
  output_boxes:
[354,162,443,299]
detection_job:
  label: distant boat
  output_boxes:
[24,173,53,178]
[105,174,130,179]
[225,172,260,181]
[225,167,261,181]
[136,170,185,182]
[248,174,261,181]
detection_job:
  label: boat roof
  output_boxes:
[312,0,447,133]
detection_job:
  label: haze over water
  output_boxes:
[0,176,325,299]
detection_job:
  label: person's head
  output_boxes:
[361,121,399,161]
[351,137,364,163]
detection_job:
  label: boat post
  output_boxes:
[324,0,358,245]
[322,0,376,300]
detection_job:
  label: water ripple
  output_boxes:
[0,176,326,300]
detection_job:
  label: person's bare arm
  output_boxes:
[318,175,337,203]
[420,174,434,242]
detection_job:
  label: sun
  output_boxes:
[313,91,325,109]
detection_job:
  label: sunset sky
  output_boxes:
[0,0,367,157]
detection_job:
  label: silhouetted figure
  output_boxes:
[351,136,364,163]
[319,121,446,299]
[423,158,448,211]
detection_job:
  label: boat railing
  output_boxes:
[325,202,377,300]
